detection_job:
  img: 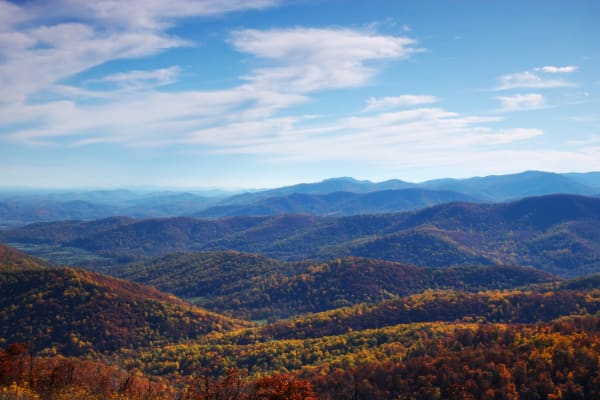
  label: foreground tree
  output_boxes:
[248,373,316,400]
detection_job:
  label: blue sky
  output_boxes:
[0,0,599,188]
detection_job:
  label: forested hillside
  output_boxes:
[0,266,248,355]
[3,194,600,276]
[1,192,599,399]
[195,188,478,217]
[110,254,557,319]
[0,243,49,272]
[1,238,600,399]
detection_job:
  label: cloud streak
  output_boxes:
[1,13,425,149]
[495,70,575,90]
[1,1,592,183]
[100,67,181,89]
[363,95,439,112]
[184,107,541,166]
[535,65,578,73]
[231,28,422,93]
[0,0,277,104]
[494,93,546,112]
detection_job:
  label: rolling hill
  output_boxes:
[421,170,596,200]
[0,267,249,355]
[258,288,600,340]
[195,188,478,217]
[3,194,600,276]
[109,251,293,301]
[562,171,600,190]
[196,259,558,319]
[109,253,558,320]
[215,177,417,206]
[0,243,49,272]
[2,171,599,228]
[0,198,118,228]
[0,190,220,228]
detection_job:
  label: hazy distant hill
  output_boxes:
[213,171,598,207]
[0,267,248,355]
[421,170,595,200]
[108,253,557,319]
[562,171,600,190]
[3,194,600,276]
[330,194,600,275]
[0,198,118,227]
[217,177,417,206]
[0,191,218,227]
[195,188,478,217]
[1,171,599,227]
[1,216,136,245]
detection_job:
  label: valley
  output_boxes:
[1,173,600,398]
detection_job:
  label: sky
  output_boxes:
[0,0,599,189]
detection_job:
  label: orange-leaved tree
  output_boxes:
[248,373,316,400]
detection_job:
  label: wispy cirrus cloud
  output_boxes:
[184,107,541,165]
[363,95,439,112]
[0,0,571,178]
[0,0,278,104]
[534,65,578,73]
[100,66,181,89]
[495,70,575,91]
[494,93,546,112]
[0,23,186,104]
[231,27,423,93]
[2,15,425,147]
[8,0,278,30]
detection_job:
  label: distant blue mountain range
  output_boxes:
[1,171,599,226]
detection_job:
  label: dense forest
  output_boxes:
[0,243,49,272]
[3,194,600,276]
[1,238,600,399]
[108,253,556,319]
[1,194,600,398]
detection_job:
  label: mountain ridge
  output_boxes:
[195,188,479,218]
[107,252,558,320]
[2,170,599,227]
[3,194,600,276]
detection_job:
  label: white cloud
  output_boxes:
[535,65,578,73]
[101,66,181,89]
[17,0,278,30]
[231,28,422,92]
[196,118,578,180]
[0,0,277,103]
[183,106,541,166]
[0,23,186,103]
[7,86,307,145]
[496,71,575,90]
[494,93,546,112]
[0,2,569,176]
[474,128,543,145]
[1,19,426,149]
[363,95,439,112]
[0,0,29,29]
